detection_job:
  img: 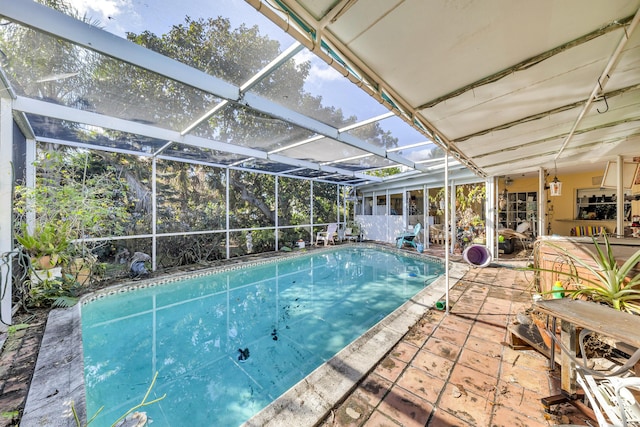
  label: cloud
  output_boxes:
[66,0,139,35]
[294,49,343,88]
[68,0,124,20]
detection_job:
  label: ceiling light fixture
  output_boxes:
[549,162,562,196]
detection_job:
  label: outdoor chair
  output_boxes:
[316,223,338,246]
[498,227,530,252]
[430,224,450,245]
[396,223,421,248]
[544,327,640,427]
[344,227,358,242]
[575,370,640,426]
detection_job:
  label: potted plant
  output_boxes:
[529,234,640,314]
[16,223,70,273]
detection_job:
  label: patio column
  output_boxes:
[538,167,547,236]
[450,180,456,253]
[616,155,624,238]
[484,176,496,259]
[444,152,450,313]
[424,184,429,248]
[0,97,13,327]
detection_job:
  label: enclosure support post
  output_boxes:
[336,185,340,227]
[310,181,314,244]
[226,168,230,259]
[402,188,408,231]
[449,180,456,254]
[386,190,391,242]
[25,139,36,232]
[0,97,13,328]
[275,176,279,250]
[151,157,157,271]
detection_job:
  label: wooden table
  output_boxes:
[535,299,640,397]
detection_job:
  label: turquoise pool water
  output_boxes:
[81,247,443,426]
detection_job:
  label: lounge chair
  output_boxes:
[396,223,422,249]
[316,223,338,246]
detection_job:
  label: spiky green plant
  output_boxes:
[530,235,640,314]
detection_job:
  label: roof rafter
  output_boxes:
[417,15,636,110]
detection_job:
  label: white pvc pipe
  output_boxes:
[444,152,450,314]
[555,7,640,160]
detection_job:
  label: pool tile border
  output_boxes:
[79,243,444,306]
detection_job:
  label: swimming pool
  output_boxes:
[81,246,444,426]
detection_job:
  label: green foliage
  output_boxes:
[530,235,640,314]
[14,150,131,241]
[1,410,19,420]
[16,223,70,260]
[4,2,382,273]
[26,276,81,308]
[7,324,30,335]
[51,296,79,308]
[365,167,402,178]
[13,150,131,305]
[430,184,486,228]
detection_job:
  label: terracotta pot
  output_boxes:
[68,257,93,286]
[34,254,59,270]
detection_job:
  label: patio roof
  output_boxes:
[250,0,640,179]
[1,1,638,188]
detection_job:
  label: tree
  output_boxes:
[4,2,401,266]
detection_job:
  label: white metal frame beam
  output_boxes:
[0,95,12,328]
[0,1,423,178]
[244,0,485,178]
[13,96,382,182]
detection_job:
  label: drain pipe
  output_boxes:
[555,6,640,160]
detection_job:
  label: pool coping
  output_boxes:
[21,244,468,426]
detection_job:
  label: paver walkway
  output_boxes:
[318,263,589,426]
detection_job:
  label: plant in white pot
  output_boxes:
[16,223,70,280]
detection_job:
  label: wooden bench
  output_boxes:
[535,299,640,393]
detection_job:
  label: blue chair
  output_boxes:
[396,223,422,248]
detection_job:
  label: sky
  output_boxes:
[63,0,431,153]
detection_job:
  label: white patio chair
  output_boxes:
[316,223,338,246]
[576,370,640,426]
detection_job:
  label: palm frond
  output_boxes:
[51,296,79,308]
